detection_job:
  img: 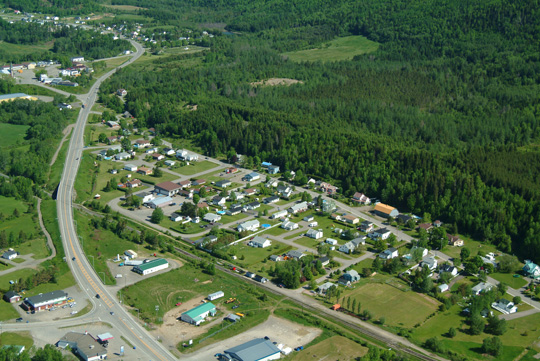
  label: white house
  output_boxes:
[471,282,494,296]
[288,201,308,214]
[281,221,298,231]
[306,229,323,239]
[270,210,288,219]
[379,247,399,260]
[249,236,271,248]
[491,299,518,314]
[369,228,392,240]
[124,164,137,172]
[325,238,338,246]
[170,213,183,222]
[237,220,260,232]
[2,250,18,260]
[204,213,222,223]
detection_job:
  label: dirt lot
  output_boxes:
[177,315,322,361]
[251,78,304,87]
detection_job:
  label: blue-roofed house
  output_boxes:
[523,260,540,279]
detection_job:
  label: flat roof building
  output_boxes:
[23,290,67,311]
[224,338,281,361]
[132,258,169,276]
[57,332,107,361]
[180,302,217,326]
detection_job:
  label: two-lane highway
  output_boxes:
[55,41,178,361]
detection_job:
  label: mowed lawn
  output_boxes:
[229,240,293,268]
[283,36,379,62]
[175,160,218,176]
[293,335,368,361]
[348,283,439,328]
[0,123,29,148]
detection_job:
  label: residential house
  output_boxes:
[338,270,361,286]
[155,181,182,196]
[245,201,261,210]
[215,179,231,188]
[263,195,279,204]
[192,179,206,186]
[137,166,153,176]
[439,264,459,277]
[281,221,298,231]
[193,235,218,248]
[254,275,268,283]
[197,202,210,211]
[330,213,342,221]
[185,153,199,162]
[212,196,227,206]
[303,215,315,222]
[287,250,305,260]
[164,160,175,167]
[325,238,338,246]
[447,234,464,247]
[152,153,165,161]
[242,172,260,182]
[433,220,443,227]
[373,203,399,218]
[3,290,21,303]
[351,192,371,205]
[237,220,260,232]
[491,299,518,314]
[369,228,391,240]
[269,255,283,262]
[318,256,330,266]
[288,201,308,214]
[339,242,357,254]
[134,139,151,148]
[359,221,374,233]
[418,223,434,232]
[249,236,271,248]
[379,247,399,260]
[126,179,142,188]
[2,250,18,260]
[178,189,193,199]
[317,282,336,295]
[410,246,428,258]
[306,229,323,239]
[351,237,366,247]
[270,210,288,219]
[226,207,243,216]
[319,182,338,195]
[267,165,280,174]
[135,191,154,203]
[523,260,540,279]
[179,180,191,189]
[277,185,293,198]
[420,257,438,271]
[261,162,272,168]
[438,284,449,293]
[180,303,217,326]
[471,282,494,296]
[203,213,221,223]
[243,188,258,196]
[231,191,245,200]
[225,167,238,174]
[245,272,256,279]
[115,152,130,161]
[266,179,278,188]
[343,214,359,224]
[170,213,183,222]
[117,88,127,96]
[397,214,413,224]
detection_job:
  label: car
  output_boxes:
[264,336,270,340]
[16,318,23,323]
[9,280,14,284]
[72,257,76,261]
[176,302,182,306]
[96,294,100,299]
[171,202,176,206]
[110,311,115,315]
[71,311,78,315]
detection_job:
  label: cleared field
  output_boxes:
[283,36,379,62]
[292,335,368,361]
[229,240,293,268]
[175,160,218,176]
[347,283,439,328]
[102,4,147,11]
[0,331,34,349]
[411,305,540,360]
[0,41,52,60]
[0,123,29,147]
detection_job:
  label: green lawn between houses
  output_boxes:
[174,160,219,176]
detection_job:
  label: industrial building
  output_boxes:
[223,338,281,361]
[180,302,217,325]
[57,332,107,361]
[132,258,169,276]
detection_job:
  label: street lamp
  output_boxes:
[99,272,106,285]
[88,255,95,269]
[136,308,140,320]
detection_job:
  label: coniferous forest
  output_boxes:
[95,0,540,262]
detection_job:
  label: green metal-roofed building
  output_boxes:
[132,258,169,275]
[180,302,216,325]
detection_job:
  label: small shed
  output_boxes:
[437,284,449,293]
[208,291,225,301]
[226,313,241,322]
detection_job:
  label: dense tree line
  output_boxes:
[0,344,70,360]
[0,0,101,16]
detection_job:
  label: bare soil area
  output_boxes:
[251,78,304,87]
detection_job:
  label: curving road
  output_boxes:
[52,40,177,361]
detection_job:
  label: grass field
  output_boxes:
[291,335,368,361]
[441,236,498,261]
[0,331,34,350]
[283,36,379,63]
[346,283,439,328]
[175,161,218,176]
[411,305,540,360]
[122,262,280,325]
[229,240,292,268]
[0,40,52,60]
[0,300,21,321]
[0,123,29,148]
[490,272,528,289]
[74,210,146,285]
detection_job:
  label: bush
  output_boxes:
[425,337,445,353]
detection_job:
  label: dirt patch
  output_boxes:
[178,315,322,361]
[251,78,304,87]
[186,104,198,111]
[293,335,368,361]
[201,280,212,285]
